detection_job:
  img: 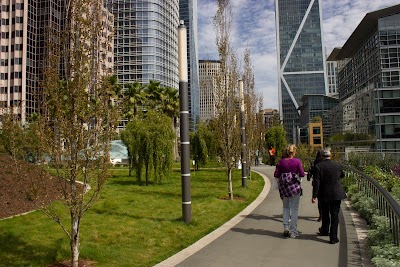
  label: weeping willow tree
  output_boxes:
[121,111,174,186]
[213,0,241,200]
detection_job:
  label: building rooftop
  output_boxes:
[335,4,400,60]
[199,59,222,63]
[326,47,342,61]
[298,94,339,111]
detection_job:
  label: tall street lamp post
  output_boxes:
[239,80,247,187]
[178,21,191,223]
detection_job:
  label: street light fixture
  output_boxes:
[178,20,191,224]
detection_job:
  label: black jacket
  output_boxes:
[312,159,346,201]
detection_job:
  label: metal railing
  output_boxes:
[342,164,400,246]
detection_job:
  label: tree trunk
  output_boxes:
[228,168,233,200]
[248,153,252,179]
[145,162,149,186]
[71,215,80,267]
[172,118,178,161]
[128,153,132,176]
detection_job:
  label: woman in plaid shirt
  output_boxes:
[274,144,305,238]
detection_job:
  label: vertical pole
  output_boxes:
[178,21,191,224]
[239,80,247,187]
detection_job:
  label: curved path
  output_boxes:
[156,165,372,267]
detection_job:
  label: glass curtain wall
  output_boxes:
[275,0,327,142]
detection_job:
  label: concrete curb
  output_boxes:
[0,209,37,221]
[344,199,372,267]
[154,170,270,267]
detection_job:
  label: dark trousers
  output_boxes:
[320,200,341,241]
[269,156,275,166]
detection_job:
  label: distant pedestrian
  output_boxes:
[268,146,276,166]
[312,149,346,244]
[255,149,260,166]
[274,144,305,238]
[307,149,323,221]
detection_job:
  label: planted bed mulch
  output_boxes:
[0,154,62,219]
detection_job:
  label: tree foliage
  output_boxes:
[0,113,43,163]
[311,116,322,122]
[123,81,145,121]
[330,132,374,143]
[122,81,179,160]
[121,111,174,185]
[190,122,218,170]
[265,125,287,158]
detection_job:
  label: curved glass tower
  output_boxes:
[108,1,179,89]
[180,0,199,130]
[275,0,327,142]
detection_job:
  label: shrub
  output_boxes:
[392,165,400,177]
[363,165,399,192]
[350,194,376,224]
[368,215,400,267]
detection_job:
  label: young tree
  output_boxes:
[241,48,263,169]
[2,1,120,266]
[213,0,241,200]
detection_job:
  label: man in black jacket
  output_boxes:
[311,149,346,244]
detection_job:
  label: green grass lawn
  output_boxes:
[0,167,264,266]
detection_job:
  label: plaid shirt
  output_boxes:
[274,158,304,198]
[278,172,301,198]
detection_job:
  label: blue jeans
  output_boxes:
[282,193,301,234]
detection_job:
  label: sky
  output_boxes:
[197,0,400,110]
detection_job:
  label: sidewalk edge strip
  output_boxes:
[344,199,373,267]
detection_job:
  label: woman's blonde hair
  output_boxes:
[284,144,296,157]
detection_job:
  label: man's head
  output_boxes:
[321,148,331,159]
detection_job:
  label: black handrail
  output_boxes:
[341,163,400,246]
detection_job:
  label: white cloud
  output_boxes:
[197,0,400,110]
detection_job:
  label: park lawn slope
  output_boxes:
[0,166,264,266]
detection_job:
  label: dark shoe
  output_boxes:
[318,227,329,236]
[283,230,290,237]
[329,238,339,244]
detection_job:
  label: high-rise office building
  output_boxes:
[326,48,340,97]
[107,1,179,89]
[0,0,64,122]
[330,5,400,152]
[179,0,199,130]
[0,0,113,123]
[199,60,220,121]
[275,0,327,142]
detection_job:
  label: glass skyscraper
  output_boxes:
[275,0,327,142]
[0,0,64,122]
[108,1,179,89]
[331,5,400,152]
[179,0,200,130]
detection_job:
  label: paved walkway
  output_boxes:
[156,165,371,267]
